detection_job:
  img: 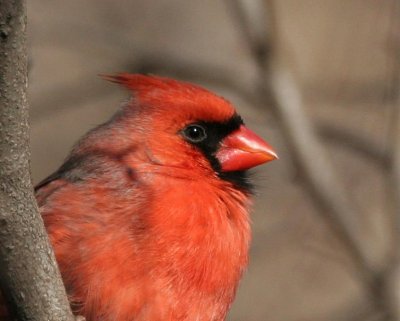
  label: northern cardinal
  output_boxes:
[0,74,277,321]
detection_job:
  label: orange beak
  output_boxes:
[216,125,278,172]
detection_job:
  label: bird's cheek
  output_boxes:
[145,139,191,167]
[216,125,278,172]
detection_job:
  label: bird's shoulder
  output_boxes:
[35,150,145,217]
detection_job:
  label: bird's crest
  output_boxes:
[100,73,204,97]
[99,73,236,123]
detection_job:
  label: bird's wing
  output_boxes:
[35,154,88,192]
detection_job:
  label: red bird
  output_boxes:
[1,74,277,321]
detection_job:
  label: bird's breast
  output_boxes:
[139,177,251,319]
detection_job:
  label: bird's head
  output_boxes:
[101,74,277,191]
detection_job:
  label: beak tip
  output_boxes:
[270,151,279,161]
[260,145,278,162]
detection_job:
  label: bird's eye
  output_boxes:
[182,124,207,143]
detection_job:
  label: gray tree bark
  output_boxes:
[0,1,75,320]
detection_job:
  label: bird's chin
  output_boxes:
[218,169,253,194]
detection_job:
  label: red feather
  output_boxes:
[1,74,276,321]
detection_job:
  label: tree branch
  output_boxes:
[225,0,375,279]
[263,62,375,279]
[0,1,75,320]
[316,121,388,167]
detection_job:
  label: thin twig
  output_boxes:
[262,63,375,281]
[316,121,389,167]
[226,0,375,282]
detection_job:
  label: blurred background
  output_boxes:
[28,1,400,320]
